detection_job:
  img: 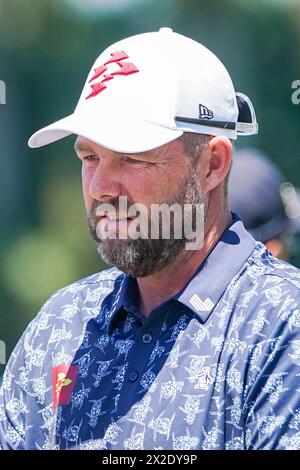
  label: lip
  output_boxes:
[97,214,135,221]
[96,215,136,239]
[95,215,136,229]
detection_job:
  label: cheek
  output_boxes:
[81,167,94,207]
[128,179,167,205]
[140,166,188,203]
[155,168,186,197]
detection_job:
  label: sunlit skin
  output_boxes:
[75,135,233,316]
[265,238,288,261]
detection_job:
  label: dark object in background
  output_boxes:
[229,148,300,261]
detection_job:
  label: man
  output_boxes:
[229,148,300,262]
[1,28,300,450]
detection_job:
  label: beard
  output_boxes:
[86,168,205,277]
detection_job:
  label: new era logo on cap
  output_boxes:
[199,104,214,120]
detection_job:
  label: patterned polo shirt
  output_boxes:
[1,214,300,450]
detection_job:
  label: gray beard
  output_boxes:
[87,169,205,277]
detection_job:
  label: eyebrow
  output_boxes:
[74,141,164,160]
[74,140,94,153]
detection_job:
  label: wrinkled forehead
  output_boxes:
[74,134,186,160]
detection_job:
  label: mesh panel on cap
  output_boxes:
[174,40,238,132]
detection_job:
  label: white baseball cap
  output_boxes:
[28,27,258,153]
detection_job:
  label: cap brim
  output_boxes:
[28,112,183,154]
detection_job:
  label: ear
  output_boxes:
[203,136,232,193]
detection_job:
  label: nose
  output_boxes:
[87,157,122,202]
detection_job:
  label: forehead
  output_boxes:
[74,136,186,160]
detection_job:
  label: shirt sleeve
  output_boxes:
[244,310,300,450]
[0,333,27,450]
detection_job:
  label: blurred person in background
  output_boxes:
[229,148,300,263]
[1,28,300,451]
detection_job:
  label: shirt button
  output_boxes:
[128,371,138,382]
[142,333,153,344]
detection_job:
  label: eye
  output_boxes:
[123,156,150,166]
[126,157,143,164]
[83,155,98,161]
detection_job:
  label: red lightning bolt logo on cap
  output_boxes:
[86,50,139,99]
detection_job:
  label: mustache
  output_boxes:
[88,198,137,218]
[86,198,140,241]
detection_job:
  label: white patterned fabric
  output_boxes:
[1,215,300,450]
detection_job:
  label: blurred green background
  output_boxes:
[1,0,300,374]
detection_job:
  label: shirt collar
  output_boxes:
[178,213,256,322]
[101,213,256,332]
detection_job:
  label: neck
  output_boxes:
[136,206,232,316]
